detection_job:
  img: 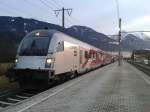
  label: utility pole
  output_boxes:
[62,7,65,28]
[118,18,122,66]
[54,7,72,29]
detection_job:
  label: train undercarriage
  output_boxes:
[6,69,78,89]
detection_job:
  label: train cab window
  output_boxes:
[19,37,50,56]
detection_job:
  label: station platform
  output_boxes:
[2,61,150,112]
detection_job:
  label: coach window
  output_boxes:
[92,53,94,60]
[96,53,98,60]
[94,53,96,60]
[97,53,99,59]
[85,51,88,58]
[90,53,92,59]
[102,54,104,60]
[89,52,91,58]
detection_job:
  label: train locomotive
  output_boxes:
[7,29,115,85]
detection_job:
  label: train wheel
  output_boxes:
[70,71,78,79]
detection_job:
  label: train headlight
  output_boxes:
[35,32,40,36]
[45,58,53,68]
[46,59,52,64]
[15,59,18,63]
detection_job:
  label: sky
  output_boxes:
[0,0,150,35]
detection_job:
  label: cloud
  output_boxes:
[124,15,150,31]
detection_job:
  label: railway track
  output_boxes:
[128,61,150,76]
[0,63,111,111]
[0,74,72,110]
[0,89,40,109]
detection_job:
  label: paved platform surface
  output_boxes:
[2,62,150,112]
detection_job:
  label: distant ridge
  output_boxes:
[0,16,117,62]
[0,16,116,50]
[110,32,150,51]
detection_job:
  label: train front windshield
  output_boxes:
[19,37,50,56]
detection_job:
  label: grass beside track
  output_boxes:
[0,63,14,90]
[0,63,13,75]
[0,75,10,90]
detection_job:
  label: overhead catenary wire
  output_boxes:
[0,0,53,24]
[0,0,49,23]
[52,0,62,7]
[45,0,75,26]
[48,0,81,25]
[39,0,73,26]
[39,0,54,10]
[0,1,32,17]
[45,0,60,9]
[23,0,53,22]
[0,0,80,27]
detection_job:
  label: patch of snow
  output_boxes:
[24,23,27,26]
[11,19,15,22]
[111,32,149,41]
[109,41,118,45]
[130,33,144,40]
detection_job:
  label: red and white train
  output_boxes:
[7,29,116,85]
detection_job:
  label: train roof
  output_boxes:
[26,29,110,54]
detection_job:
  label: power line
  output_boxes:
[45,0,75,26]
[39,0,54,10]
[24,0,51,13]
[122,31,150,33]
[45,0,60,9]
[54,7,73,28]
[0,1,31,17]
[52,0,62,7]
[23,0,53,22]
[48,0,81,25]
[39,0,72,26]
[0,0,79,27]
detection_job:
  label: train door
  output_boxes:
[79,47,88,72]
[72,46,79,72]
[79,47,84,72]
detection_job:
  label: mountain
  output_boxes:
[0,16,115,62]
[0,16,64,44]
[66,26,117,51]
[110,32,150,51]
[0,16,63,33]
[121,34,146,50]
[0,16,114,49]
